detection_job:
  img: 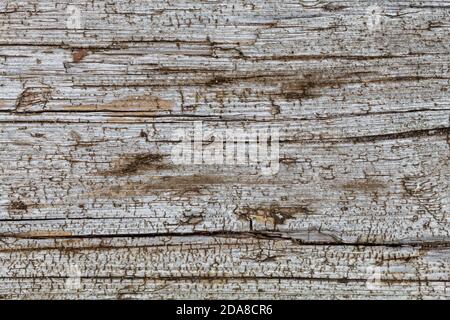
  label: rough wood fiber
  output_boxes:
[0,0,449,299]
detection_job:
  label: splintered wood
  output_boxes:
[0,0,449,299]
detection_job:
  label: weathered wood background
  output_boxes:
[0,0,449,299]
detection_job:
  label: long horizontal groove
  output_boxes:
[67,76,450,88]
[295,126,450,144]
[0,39,216,48]
[2,108,450,117]
[0,43,444,61]
[4,124,446,143]
[0,276,447,284]
[1,230,448,247]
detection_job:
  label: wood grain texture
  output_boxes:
[0,0,449,299]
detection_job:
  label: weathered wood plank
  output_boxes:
[0,237,448,281]
[1,278,448,300]
[0,236,448,299]
[0,0,449,299]
[0,122,448,244]
[1,1,450,120]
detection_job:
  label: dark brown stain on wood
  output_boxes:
[11,230,73,238]
[340,179,387,193]
[91,174,229,198]
[236,204,312,228]
[63,95,173,112]
[100,153,168,176]
[281,71,376,100]
[72,49,88,63]
[8,200,28,211]
[14,87,52,112]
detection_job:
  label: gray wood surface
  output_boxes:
[0,0,449,299]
